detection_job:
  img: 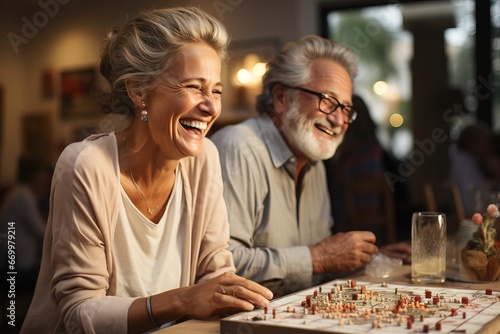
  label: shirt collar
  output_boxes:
[256,114,297,176]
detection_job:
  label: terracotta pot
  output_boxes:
[461,249,500,281]
[487,255,500,281]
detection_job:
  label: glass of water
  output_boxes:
[411,212,447,284]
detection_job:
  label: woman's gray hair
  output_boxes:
[256,35,358,115]
[99,6,230,115]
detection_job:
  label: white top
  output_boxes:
[114,170,185,297]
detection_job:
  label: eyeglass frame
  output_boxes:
[278,83,357,124]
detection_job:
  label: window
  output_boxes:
[321,0,499,158]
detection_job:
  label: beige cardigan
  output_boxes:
[21,133,235,333]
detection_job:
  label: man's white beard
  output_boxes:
[281,101,344,161]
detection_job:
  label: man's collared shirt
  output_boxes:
[211,113,333,296]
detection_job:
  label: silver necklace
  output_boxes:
[129,168,160,215]
[123,136,161,215]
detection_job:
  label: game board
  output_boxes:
[221,279,500,334]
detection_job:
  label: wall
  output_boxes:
[0,10,30,183]
[0,0,322,182]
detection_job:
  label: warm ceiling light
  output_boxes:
[252,62,266,77]
[373,81,389,95]
[236,68,251,84]
[389,113,404,127]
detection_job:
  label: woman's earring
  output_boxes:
[140,101,148,123]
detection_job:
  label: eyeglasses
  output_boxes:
[280,84,357,124]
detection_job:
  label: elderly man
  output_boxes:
[211,35,410,297]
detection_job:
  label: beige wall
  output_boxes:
[0,0,324,182]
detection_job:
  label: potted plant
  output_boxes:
[461,204,500,281]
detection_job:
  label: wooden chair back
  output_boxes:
[423,181,465,234]
[344,176,398,245]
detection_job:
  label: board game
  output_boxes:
[221,279,500,334]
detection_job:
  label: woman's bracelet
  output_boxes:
[146,296,161,328]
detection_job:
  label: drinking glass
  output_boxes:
[411,212,447,283]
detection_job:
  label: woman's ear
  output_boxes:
[125,80,145,108]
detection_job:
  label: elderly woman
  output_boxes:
[21,7,272,334]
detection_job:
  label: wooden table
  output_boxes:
[156,265,500,334]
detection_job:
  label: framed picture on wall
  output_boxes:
[60,67,100,120]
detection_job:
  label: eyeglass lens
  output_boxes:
[319,97,355,123]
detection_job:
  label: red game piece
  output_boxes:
[436,322,442,330]
[462,296,469,305]
[353,293,358,300]
[425,290,432,298]
[486,288,492,295]
[433,297,440,305]
[451,308,458,316]
[407,320,412,329]
[423,324,429,333]
[351,280,357,288]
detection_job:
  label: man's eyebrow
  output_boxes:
[324,92,353,106]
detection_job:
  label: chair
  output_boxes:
[343,176,398,245]
[423,181,465,233]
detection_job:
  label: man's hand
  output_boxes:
[309,231,378,274]
[379,242,412,264]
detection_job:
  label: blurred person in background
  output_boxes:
[324,95,409,243]
[0,155,52,329]
[449,122,500,212]
[0,155,51,291]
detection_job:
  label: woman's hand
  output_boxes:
[128,272,273,333]
[174,272,273,319]
[186,272,273,317]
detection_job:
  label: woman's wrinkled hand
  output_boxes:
[178,272,273,319]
